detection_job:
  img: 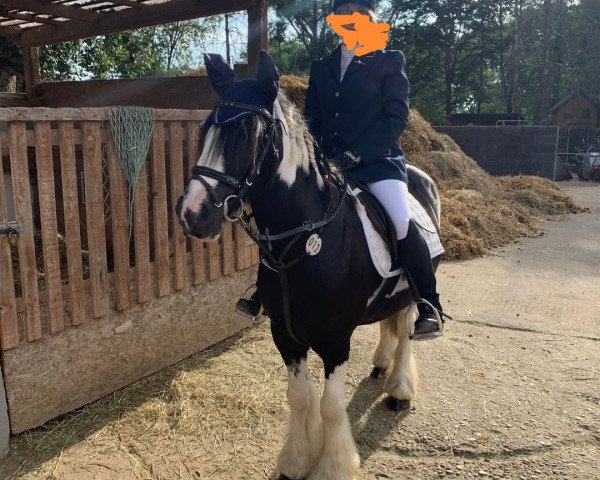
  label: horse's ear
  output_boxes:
[256,50,280,103]
[204,53,236,96]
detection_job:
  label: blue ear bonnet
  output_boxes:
[214,79,274,125]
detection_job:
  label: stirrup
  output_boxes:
[409,298,444,341]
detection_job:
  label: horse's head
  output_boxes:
[176,50,281,240]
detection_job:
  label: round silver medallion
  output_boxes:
[306,233,322,256]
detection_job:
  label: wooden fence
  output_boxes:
[0,108,259,352]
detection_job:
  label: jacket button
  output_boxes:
[334,132,338,136]
[335,113,339,117]
[335,92,340,97]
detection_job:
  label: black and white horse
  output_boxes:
[176,51,442,480]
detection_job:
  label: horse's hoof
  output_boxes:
[387,396,411,412]
[370,366,387,379]
[278,476,304,480]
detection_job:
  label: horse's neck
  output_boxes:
[249,170,325,243]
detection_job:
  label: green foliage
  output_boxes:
[270,0,600,125]
[37,20,217,81]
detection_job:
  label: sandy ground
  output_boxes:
[1,180,598,480]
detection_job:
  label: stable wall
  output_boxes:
[435,125,559,179]
[3,267,257,434]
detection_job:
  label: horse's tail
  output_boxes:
[406,164,442,237]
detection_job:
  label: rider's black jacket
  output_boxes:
[304,46,410,184]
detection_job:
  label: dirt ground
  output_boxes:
[1,180,599,480]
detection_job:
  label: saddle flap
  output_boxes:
[348,179,398,257]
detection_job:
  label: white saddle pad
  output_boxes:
[349,187,444,280]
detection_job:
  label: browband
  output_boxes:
[217,101,275,123]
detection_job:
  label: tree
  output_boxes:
[269,0,338,60]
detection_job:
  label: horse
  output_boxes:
[176,51,442,480]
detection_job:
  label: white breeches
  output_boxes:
[367,179,411,240]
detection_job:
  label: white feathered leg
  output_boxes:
[384,308,419,402]
[277,359,324,479]
[309,362,360,480]
[371,316,399,378]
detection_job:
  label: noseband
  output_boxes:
[190,101,280,222]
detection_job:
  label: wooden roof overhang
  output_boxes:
[0,0,264,47]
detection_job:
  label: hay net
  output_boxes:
[105,106,154,236]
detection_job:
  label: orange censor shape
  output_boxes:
[326,12,390,56]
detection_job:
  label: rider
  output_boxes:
[237,0,444,340]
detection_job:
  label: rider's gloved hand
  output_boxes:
[332,150,361,171]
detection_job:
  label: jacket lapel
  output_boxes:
[325,45,342,84]
[341,51,377,85]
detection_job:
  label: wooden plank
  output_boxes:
[207,238,221,281]
[1,0,99,22]
[0,108,210,122]
[151,121,170,297]
[169,121,187,291]
[82,121,110,318]
[234,223,246,271]
[134,163,151,303]
[18,0,251,47]
[0,132,19,350]
[58,122,85,326]
[222,222,234,275]
[106,133,131,311]
[8,122,41,341]
[0,8,60,26]
[251,242,259,266]
[186,122,205,285]
[33,121,64,333]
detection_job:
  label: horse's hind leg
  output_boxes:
[370,316,399,379]
[384,307,419,411]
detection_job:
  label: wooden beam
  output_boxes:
[0,0,98,22]
[18,0,252,47]
[106,0,143,8]
[247,0,268,74]
[0,25,21,39]
[22,46,40,100]
[0,8,60,27]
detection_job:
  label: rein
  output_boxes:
[191,101,348,346]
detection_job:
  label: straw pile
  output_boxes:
[281,76,584,260]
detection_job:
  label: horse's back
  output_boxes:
[406,165,441,235]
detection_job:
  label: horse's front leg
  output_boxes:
[384,307,419,411]
[309,341,360,480]
[277,356,324,479]
[273,330,323,480]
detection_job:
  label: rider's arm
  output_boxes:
[350,51,410,162]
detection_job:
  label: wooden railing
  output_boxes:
[0,108,259,351]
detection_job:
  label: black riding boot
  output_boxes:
[397,221,443,341]
[235,289,262,320]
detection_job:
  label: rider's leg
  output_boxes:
[367,179,442,340]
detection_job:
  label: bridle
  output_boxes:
[190,101,280,223]
[189,100,347,346]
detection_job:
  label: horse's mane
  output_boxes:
[273,92,322,187]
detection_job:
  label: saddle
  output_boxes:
[347,178,398,261]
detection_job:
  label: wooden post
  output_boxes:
[22,47,41,101]
[247,0,268,75]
